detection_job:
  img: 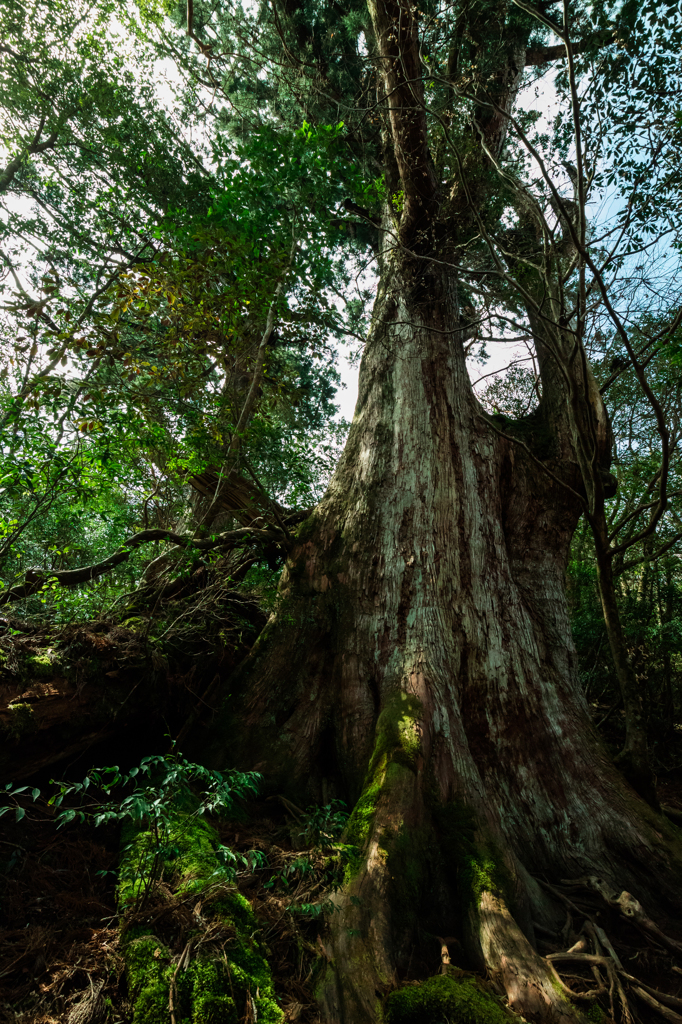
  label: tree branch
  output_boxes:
[0,526,285,605]
[525,28,614,66]
[367,0,438,241]
[0,120,60,194]
[616,534,682,576]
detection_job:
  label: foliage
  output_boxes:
[119,815,285,1024]
[298,798,349,848]
[0,0,370,620]
[0,744,262,904]
[256,801,354,915]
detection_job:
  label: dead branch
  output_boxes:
[0,525,284,605]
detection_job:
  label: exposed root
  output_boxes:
[535,876,682,1024]
[632,986,682,1024]
[65,977,106,1024]
[620,973,682,1012]
[578,876,682,957]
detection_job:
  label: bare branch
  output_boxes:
[0,526,285,606]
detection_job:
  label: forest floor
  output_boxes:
[2,773,682,1024]
[2,610,682,1024]
[0,800,339,1024]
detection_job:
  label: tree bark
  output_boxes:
[592,520,658,807]
[205,247,682,1023]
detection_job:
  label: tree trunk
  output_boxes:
[593,524,658,807]
[205,250,682,1023]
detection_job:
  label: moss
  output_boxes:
[345,753,388,849]
[24,650,58,676]
[372,693,423,770]
[5,701,36,738]
[125,935,170,996]
[385,974,511,1024]
[120,616,146,631]
[119,816,284,1024]
[433,802,512,912]
[345,693,423,852]
[182,960,237,1024]
[133,981,171,1024]
[294,513,319,542]
[117,815,219,908]
[192,991,237,1024]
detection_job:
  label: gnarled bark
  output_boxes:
[204,248,682,1023]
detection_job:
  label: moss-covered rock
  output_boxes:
[119,815,284,1024]
[125,936,241,1024]
[385,974,511,1024]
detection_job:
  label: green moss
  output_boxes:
[5,701,36,738]
[183,960,237,1024]
[385,975,511,1024]
[433,802,512,912]
[119,816,284,1024]
[294,513,318,542]
[345,753,388,849]
[371,692,423,772]
[121,616,146,631]
[24,650,58,676]
[126,935,170,996]
[345,693,423,852]
[117,815,219,908]
[133,981,171,1024]
[193,992,237,1024]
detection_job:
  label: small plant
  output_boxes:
[258,801,356,916]
[263,854,316,892]
[0,743,262,906]
[298,799,349,848]
[215,843,269,876]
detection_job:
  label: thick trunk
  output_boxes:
[206,252,682,1023]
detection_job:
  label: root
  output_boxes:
[632,987,682,1024]
[536,876,682,1024]
[620,974,682,1012]
[579,875,682,956]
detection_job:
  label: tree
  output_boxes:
[2,0,682,1020]
[161,0,682,1019]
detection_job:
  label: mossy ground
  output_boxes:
[119,815,284,1024]
[384,974,512,1024]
